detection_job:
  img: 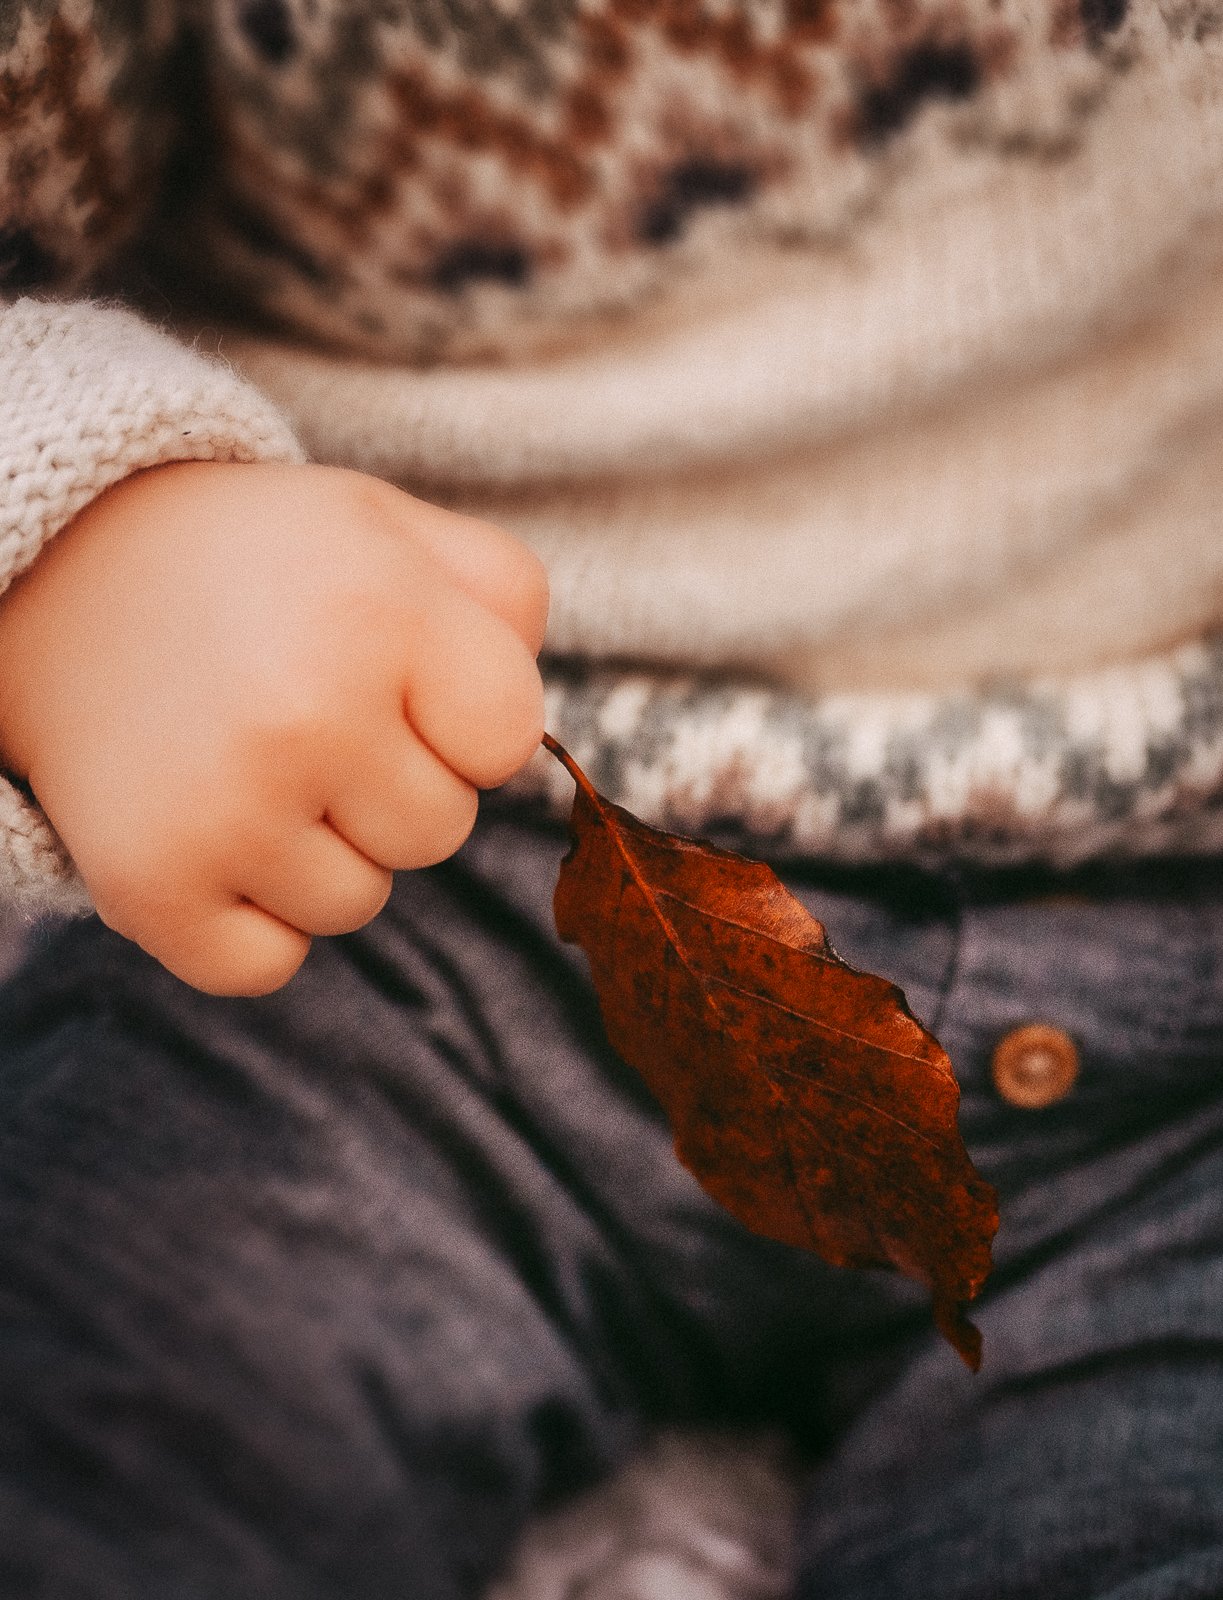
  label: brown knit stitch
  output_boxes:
[1,4,170,289]
[171,0,1150,361]
[2,0,1187,360]
[45,14,132,241]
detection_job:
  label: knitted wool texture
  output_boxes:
[220,16,1223,692]
[2,0,1223,912]
[0,299,305,910]
[171,0,1154,365]
[517,635,1223,870]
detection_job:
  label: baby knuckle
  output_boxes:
[501,536,550,638]
[468,519,550,648]
[339,467,404,522]
[481,661,546,786]
[312,868,394,935]
[235,692,334,777]
[87,841,181,932]
[417,785,479,868]
[520,565,550,650]
[192,929,311,997]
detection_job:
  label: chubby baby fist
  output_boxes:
[0,462,548,994]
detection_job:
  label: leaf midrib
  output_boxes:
[601,802,935,1141]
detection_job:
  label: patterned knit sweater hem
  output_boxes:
[507,633,1223,872]
[3,0,1223,911]
[12,627,1223,920]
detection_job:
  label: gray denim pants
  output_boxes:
[0,810,1220,1599]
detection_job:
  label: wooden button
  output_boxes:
[991,1023,1079,1109]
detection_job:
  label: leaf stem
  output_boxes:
[541,732,600,805]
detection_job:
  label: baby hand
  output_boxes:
[0,462,548,994]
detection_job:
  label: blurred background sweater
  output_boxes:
[1,0,1222,909]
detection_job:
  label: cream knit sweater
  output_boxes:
[1,0,1221,910]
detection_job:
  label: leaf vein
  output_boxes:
[703,972,935,1068]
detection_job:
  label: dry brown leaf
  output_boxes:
[545,734,999,1368]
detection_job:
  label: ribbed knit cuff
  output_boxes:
[0,296,307,916]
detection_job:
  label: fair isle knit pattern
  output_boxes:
[12,632,1223,916]
[0,0,175,293]
[3,0,1223,913]
[181,0,1140,364]
[0,0,1178,366]
[217,15,1223,697]
[509,635,1223,869]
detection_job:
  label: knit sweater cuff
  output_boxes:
[0,296,306,917]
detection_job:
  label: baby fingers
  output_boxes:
[322,729,480,873]
[232,819,394,937]
[402,583,545,790]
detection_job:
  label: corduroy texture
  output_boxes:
[0,297,305,913]
[4,824,1223,1598]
